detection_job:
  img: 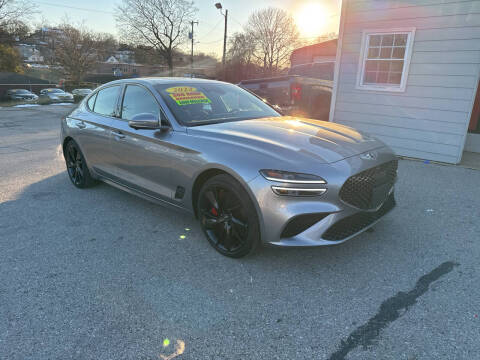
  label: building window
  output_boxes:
[356,28,415,92]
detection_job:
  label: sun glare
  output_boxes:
[296,2,329,37]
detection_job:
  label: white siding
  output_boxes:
[332,0,480,163]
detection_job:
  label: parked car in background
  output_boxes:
[61,78,397,258]
[238,75,332,120]
[289,61,335,80]
[72,88,93,103]
[39,88,74,103]
[72,88,93,97]
[4,89,38,102]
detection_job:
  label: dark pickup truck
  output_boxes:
[238,74,333,120]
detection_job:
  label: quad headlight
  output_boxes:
[259,170,327,196]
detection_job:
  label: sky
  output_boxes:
[32,0,341,57]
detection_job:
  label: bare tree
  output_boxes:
[246,7,299,75]
[0,0,35,27]
[116,0,197,76]
[225,32,260,82]
[228,32,256,66]
[54,25,99,83]
[95,33,119,61]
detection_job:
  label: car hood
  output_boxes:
[187,116,385,164]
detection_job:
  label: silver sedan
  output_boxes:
[60,78,397,257]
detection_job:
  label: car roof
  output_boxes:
[103,77,226,87]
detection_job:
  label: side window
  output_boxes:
[121,85,160,121]
[92,86,120,117]
[357,29,415,92]
[87,93,97,110]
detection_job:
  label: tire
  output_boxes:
[197,174,260,258]
[64,140,97,188]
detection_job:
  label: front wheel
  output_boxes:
[64,140,96,188]
[197,174,260,258]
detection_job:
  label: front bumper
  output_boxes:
[248,149,397,247]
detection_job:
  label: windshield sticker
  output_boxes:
[166,86,211,106]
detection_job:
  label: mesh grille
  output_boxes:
[322,194,395,241]
[339,160,398,210]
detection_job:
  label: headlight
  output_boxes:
[260,170,327,196]
[271,186,326,196]
[259,169,326,184]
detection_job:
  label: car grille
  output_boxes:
[339,160,398,210]
[322,193,396,241]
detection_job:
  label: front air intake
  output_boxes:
[280,213,329,238]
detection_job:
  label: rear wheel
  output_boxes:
[197,174,260,258]
[64,140,96,188]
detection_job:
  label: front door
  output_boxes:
[72,85,122,177]
[109,84,175,201]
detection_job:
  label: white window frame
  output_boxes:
[356,28,416,92]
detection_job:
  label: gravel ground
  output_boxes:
[1,105,479,360]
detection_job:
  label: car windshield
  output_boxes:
[11,89,30,94]
[155,82,280,126]
[45,89,64,93]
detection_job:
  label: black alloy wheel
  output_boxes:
[64,140,95,188]
[198,174,260,258]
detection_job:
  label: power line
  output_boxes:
[229,15,243,28]
[197,18,223,41]
[199,38,224,45]
[34,1,115,15]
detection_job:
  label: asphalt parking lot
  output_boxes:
[1,105,479,360]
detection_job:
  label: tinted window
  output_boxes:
[93,86,120,117]
[121,85,160,121]
[289,62,334,80]
[155,82,279,126]
[87,93,97,110]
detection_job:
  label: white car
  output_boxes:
[39,88,74,103]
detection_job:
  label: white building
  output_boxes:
[330,0,480,164]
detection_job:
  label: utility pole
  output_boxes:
[215,3,228,80]
[222,9,228,79]
[189,21,198,76]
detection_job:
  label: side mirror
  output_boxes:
[128,113,160,130]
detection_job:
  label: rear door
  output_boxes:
[109,83,174,200]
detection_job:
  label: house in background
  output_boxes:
[15,44,44,63]
[330,0,480,164]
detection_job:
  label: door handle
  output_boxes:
[76,122,86,129]
[113,131,125,139]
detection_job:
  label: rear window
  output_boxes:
[87,93,97,110]
[155,82,279,126]
[289,62,334,80]
[91,86,120,117]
